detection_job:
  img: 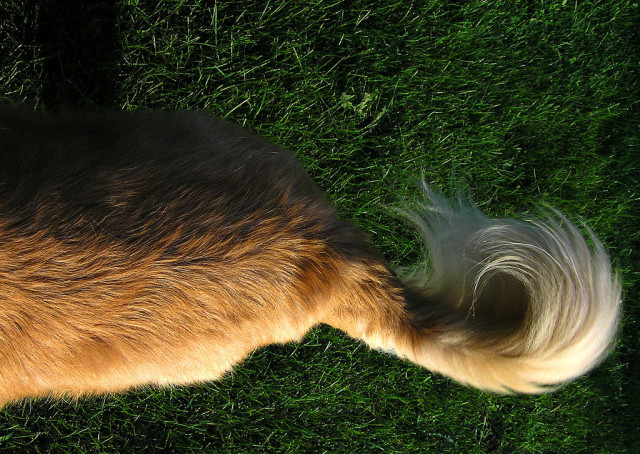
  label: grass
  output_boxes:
[0,0,638,452]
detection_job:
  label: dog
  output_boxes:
[0,105,621,407]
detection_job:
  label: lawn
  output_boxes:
[0,0,638,452]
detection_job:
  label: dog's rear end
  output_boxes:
[0,107,621,407]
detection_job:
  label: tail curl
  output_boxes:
[397,182,621,393]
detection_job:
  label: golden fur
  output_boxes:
[0,106,621,407]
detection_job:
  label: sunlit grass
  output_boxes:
[0,0,637,452]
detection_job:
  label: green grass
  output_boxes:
[1,0,638,452]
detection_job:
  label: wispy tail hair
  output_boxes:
[397,182,621,393]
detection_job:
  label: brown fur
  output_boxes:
[0,106,621,407]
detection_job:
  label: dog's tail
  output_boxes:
[382,182,621,393]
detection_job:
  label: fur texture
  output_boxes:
[0,106,621,407]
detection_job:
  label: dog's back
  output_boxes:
[0,107,621,406]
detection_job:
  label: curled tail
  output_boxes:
[393,183,621,393]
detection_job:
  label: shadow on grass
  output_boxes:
[36,0,121,109]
